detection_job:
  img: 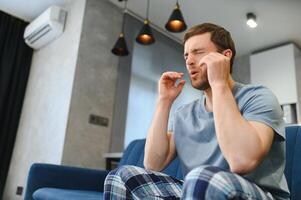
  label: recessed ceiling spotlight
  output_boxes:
[246,13,257,28]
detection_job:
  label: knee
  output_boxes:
[106,165,143,183]
[108,165,136,175]
[183,165,235,199]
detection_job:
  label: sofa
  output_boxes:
[24,125,301,200]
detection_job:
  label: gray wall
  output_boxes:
[61,0,122,169]
[2,0,86,199]
[109,14,133,153]
[232,55,250,84]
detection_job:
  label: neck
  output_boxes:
[204,76,235,112]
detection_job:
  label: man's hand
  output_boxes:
[198,52,231,89]
[158,72,186,102]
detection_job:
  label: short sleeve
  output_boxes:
[168,114,174,132]
[241,86,285,141]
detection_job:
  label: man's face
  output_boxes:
[184,33,219,90]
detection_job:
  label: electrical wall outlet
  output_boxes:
[16,186,23,195]
[89,114,109,127]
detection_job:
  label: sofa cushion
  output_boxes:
[33,188,103,200]
[284,125,301,200]
[119,139,146,168]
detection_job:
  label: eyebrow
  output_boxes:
[183,48,206,58]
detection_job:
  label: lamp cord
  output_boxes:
[146,0,150,20]
[121,0,128,32]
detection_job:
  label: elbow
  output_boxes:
[143,159,153,171]
[228,156,260,175]
[143,157,163,172]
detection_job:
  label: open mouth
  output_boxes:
[190,71,198,78]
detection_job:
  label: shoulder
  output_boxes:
[235,83,273,96]
[236,83,285,139]
[235,83,280,106]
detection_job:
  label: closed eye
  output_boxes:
[195,50,205,55]
[184,49,206,60]
[184,53,188,60]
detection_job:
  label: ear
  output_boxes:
[223,49,232,58]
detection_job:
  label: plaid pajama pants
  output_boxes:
[104,165,274,200]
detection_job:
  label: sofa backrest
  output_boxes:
[118,139,183,180]
[284,125,301,200]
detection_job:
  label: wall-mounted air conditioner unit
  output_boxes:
[24,5,67,49]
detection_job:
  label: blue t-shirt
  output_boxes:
[171,82,290,200]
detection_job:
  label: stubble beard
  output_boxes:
[190,73,210,91]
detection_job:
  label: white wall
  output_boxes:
[250,44,298,105]
[294,46,301,123]
[2,0,86,199]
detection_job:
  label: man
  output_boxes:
[104,23,290,200]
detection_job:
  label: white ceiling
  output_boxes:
[0,0,72,21]
[1,0,301,57]
[110,0,301,57]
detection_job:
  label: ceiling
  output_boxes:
[1,0,301,57]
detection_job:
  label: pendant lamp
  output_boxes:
[136,0,155,45]
[111,0,129,56]
[165,0,187,33]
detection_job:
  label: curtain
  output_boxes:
[0,11,33,197]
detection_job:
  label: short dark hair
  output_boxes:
[184,23,236,73]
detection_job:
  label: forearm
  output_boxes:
[212,85,263,174]
[144,99,172,170]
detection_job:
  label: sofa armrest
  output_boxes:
[24,163,109,200]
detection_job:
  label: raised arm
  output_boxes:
[202,52,274,174]
[144,72,185,171]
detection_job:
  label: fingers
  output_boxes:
[177,79,186,90]
[158,72,186,101]
[198,53,214,66]
[161,71,184,81]
[199,52,229,63]
[198,52,230,69]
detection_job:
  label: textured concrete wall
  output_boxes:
[61,0,121,169]
[232,55,251,84]
[2,0,86,199]
[110,14,133,153]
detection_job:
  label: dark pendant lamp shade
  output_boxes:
[136,20,155,45]
[111,0,129,56]
[111,33,129,56]
[136,0,155,45]
[165,2,187,33]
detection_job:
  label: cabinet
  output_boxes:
[250,43,301,123]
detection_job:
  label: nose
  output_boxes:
[186,54,195,68]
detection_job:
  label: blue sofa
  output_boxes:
[24,125,301,200]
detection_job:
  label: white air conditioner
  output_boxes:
[24,5,67,49]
